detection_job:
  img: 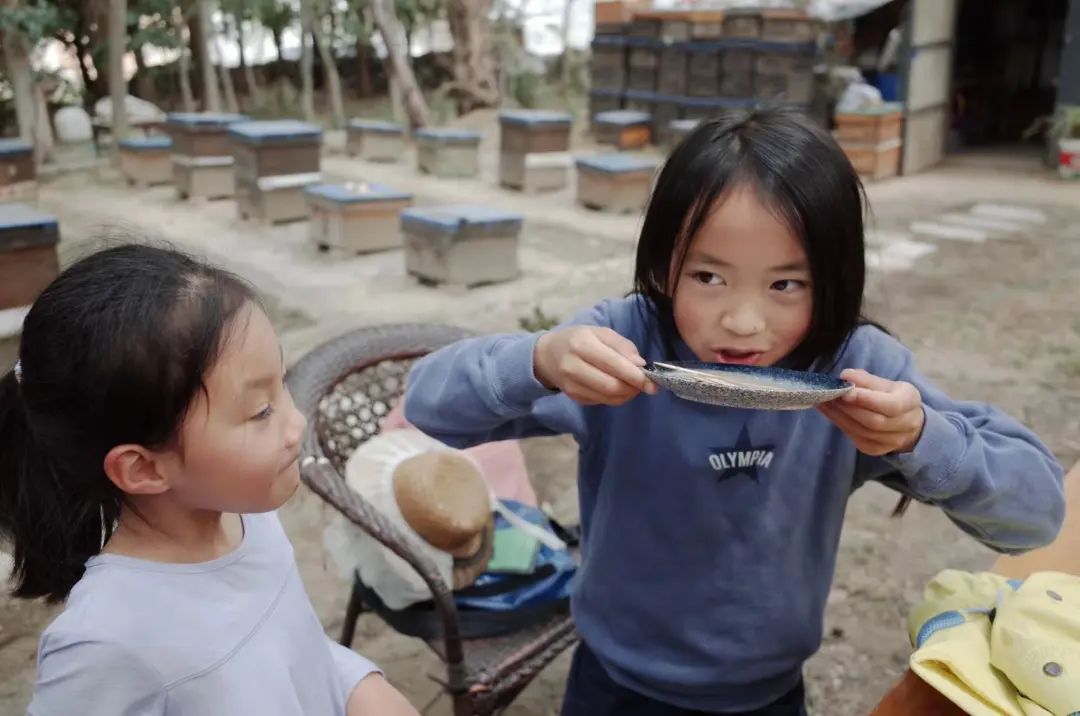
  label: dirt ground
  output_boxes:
[1,121,1078,715]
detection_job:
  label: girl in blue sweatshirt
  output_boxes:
[403,109,1064,715]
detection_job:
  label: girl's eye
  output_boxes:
[771,279,807,293]
[253,404,274,421]
[692,271,724,286]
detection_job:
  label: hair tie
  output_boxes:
[13,360,22,384]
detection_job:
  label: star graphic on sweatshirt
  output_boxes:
[708,426,775,483]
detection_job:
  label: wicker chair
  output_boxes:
[287,323,579,716]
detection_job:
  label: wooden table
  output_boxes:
[869,461,1080,714]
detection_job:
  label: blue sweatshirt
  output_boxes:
[404,295,1064,712]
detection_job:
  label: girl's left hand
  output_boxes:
[818,369,926,456]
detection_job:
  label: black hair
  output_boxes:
[0,243,257,602]
[634,107,868,370]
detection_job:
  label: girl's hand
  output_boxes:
[818,369,925,456]
[534,326,658,406]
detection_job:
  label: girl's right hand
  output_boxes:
[534,326,658,406]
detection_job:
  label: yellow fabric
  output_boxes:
[908,570,1080,716]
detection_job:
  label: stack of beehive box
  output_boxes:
[834,103,904,180]
[589,3,821,145]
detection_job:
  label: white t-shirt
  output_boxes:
[28,512,379,715]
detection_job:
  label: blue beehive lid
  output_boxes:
[228,120,323,144]
[625,36,664,50]
[670,119,701,133]
[401,205,522,237]
[498,110,573,128]
[575,153,658,175]
[678,96,757,111]
[347,119,405,134]
[591,35,628,48]
[594,110,652,128]
[305,182,412,204]
[119,136,173,151]
[0,203,57,230]
[589,88,623,99]
[166,112,249,127]
[752,40,817,55]
[0,138,33,157]
[414,128,482,144]
[623,90,663,104]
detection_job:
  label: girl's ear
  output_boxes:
[103,445,170,496]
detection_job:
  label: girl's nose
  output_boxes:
[720,301,766,337]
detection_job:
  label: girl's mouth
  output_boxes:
[714,349,764,366]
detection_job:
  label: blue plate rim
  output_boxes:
[644,360,852,392]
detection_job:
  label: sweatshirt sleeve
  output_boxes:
[326,638,382,705]
[404,300,625,448]
[853,328,1065,554]
[28,637,167,716]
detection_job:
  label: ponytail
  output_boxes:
[0,366,121,603]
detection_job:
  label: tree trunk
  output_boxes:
[558,0,575,88]
[108,0,130,154]
[312,16,345,128]
[174,8,196,111]
[356,42,373,98]
[214,17,240,114]
[270,27,283,63]
[195,0,222,111]
[298,0,316,121]
[446,0,500,113]
[0,25,37,145]
[31,80,56,163]
[237,16,263,108]
[371,0,430,128]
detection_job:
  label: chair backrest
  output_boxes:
[315,356,418,472]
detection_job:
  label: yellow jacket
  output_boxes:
[908,570,1080,715]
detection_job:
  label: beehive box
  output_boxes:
[346,119,406,162]
[624,92,680,145]
[500,152,573,193]
[229,120,323,223]
[657,43,689,96]
[402,205,522,287]
[173,155,235,200]
[754,41,816,103]
[118,136,173,187]
[593,110,653,150]
[305,182,413,254]
[761,10,819,44]
[499,110,573,154]
[165,112,249,158]
[595,0,648,25]
[685,42,724,97]
[687,10,727,39]
[0,203,59,311]
[575,154,659,214]
[841,138,902,180]
[238,172,321,224]
[589,88,624,120]
[724,10,763,38]
[591,36,628,88]
[0,139,36,204]
[230,120,322,181]
[679,96,756,122]
[834,103,904,144]
[415,128,482,178]
[626,38,661,92]
[668,118,701,149]
[720,39,757,97]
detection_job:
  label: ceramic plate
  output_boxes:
[643,361,853,411]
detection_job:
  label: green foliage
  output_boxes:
[255,0,295,36]
[128,0,180,51]
[519,306,560,333]
[0,0,74,44]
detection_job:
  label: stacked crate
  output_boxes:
[0,139,37,203]
[588,7,822,143]
[835,103,904,180]
[166,112,248,200]
[229,120,323,224]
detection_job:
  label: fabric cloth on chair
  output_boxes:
[907,569,1080,716]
